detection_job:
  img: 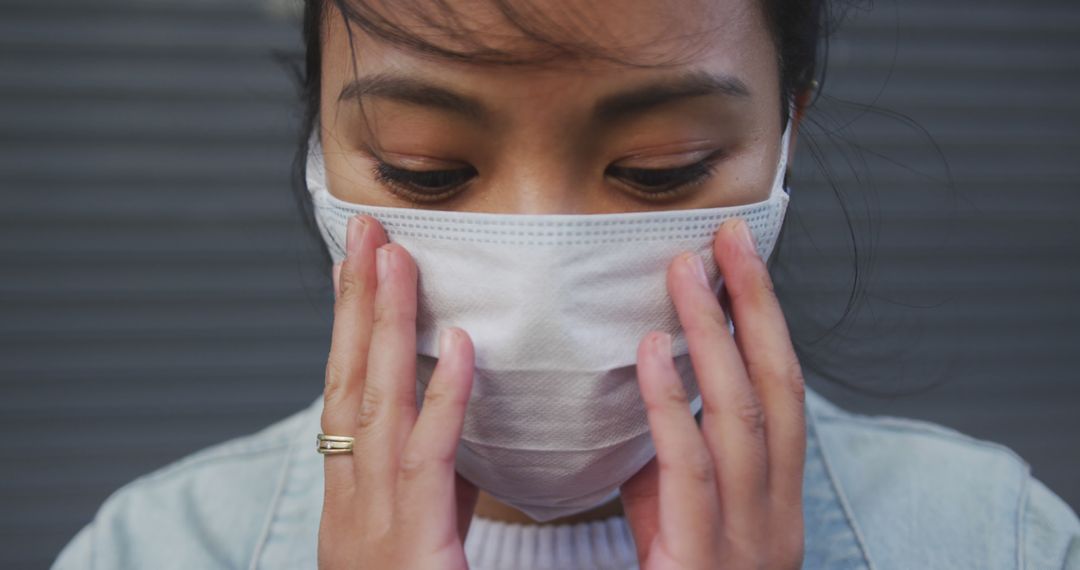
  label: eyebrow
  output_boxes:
[337,70,751,126]
[593,70,751,123]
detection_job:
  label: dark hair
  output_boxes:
[286,0,939,397]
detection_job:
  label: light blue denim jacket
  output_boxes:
[52,386,1079,569]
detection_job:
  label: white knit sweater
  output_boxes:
[464,515,640,570]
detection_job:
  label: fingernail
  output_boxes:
[732,218,755,255]
[376,246,390,283]
[347,215,366,257]
[439,328,455,357]
[683,252,708,288]
[654,332,672,361]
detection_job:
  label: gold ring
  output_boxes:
[316,433,354,455]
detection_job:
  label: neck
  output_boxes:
[473,490,625,525]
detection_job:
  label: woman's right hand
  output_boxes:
[318,214,480,570]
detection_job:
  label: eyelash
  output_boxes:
[371,161,477,203]
[606,151,725,200]
[370,152,725,203]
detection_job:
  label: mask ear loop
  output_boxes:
[772,107,795,201]
[778,101,797,198]
[305,127,326,197]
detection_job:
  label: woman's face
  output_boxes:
[318,0,800,214]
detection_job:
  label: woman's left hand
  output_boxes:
[619,217,807,570]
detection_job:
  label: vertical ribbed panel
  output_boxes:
[0,1,328,567]
[781,0,1080,525]
[1,0,1077,567]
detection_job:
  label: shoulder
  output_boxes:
[1024,477,1080,569]
[51,398,319,570]
[805,388,1079,569]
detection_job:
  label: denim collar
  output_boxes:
[247,386,873,569]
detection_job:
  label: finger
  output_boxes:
[620,453,660,564]
[321,214,386,489]
[667,249,769,522]
[636,331,721,552]
[714,218,807,512]
[357,242,420,476]
[399,328,476,544]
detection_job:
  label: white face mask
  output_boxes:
[306,122,792,522]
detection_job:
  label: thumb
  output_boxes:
[620,456,661,564]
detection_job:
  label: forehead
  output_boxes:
[321,0,774,81]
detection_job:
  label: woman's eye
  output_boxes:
[369,151,725,203]
[606,152,724,199]
[371,160,477,202]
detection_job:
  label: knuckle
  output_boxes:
[398,449,429,483]
[354,386,383,431]
[658,381,690,409]
[700,393,722,418]
[684,450,717,485]
[729,265,776,307]
[754,267,777,297]
[323,356,349,401]
[336,259,365,302]
[742,352,806,409]
[372,298,394,328]
[684,305,728,338]
[656,455,681,477]
[707,304,730,333]
[372,295,411,329]
[422,382,453,409]
[736,396,767,436]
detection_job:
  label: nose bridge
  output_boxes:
[490,140,591,215]
[506,174,584,215]
[481,86,601,214]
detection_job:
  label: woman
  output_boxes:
[53,0,1079,568]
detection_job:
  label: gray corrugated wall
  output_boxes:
[1,0,1077,567]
